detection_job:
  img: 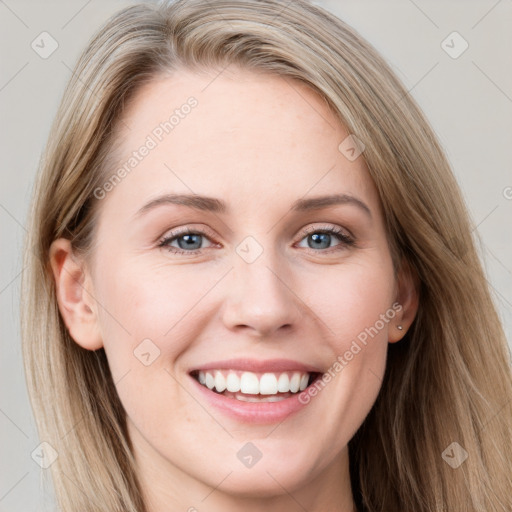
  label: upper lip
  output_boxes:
[190,358,323,374]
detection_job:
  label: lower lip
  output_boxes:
[189,374,316,424]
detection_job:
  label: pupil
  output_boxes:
[178,234,201,250]
[176,233,332,251]
[309,233,330,249]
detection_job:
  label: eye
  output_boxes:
[295,225,355,252]
[158,224,355,256]
[158,227,216,255]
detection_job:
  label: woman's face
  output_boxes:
[55,66,414,508]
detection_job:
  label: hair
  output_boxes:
[21,0,512,511]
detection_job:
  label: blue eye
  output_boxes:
[158,225,355,255]
[158,229,214,255]
[296,226,355,252]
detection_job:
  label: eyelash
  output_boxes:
[157,224,355,256]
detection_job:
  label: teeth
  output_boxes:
[289,372,301,392]
[214,371,226,392]
[259,373,278,395]
[205,372,215,390]
[277,373,290,392]
[240,372,259,394]
[226,373,241,392]
[233,394,287,402]
[299,373,309,391]
[195,369,313,395]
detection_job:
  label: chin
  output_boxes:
[214,469,307,498]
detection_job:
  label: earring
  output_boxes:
[397,325,403,330]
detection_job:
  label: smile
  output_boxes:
[191,369,320,402]
[188,358,324,422]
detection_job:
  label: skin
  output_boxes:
[50,66,418,512]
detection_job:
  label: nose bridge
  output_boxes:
[221,238,300,336]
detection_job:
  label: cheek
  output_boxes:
[293,257,394,446]
[94,258,223,357]
[92,258,228,421]
[297,255,396,348]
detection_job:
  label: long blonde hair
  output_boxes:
[21,1,512,510]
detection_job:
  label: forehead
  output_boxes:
[103,66,380,219]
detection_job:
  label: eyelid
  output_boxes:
[158,224,217,243]
[294,224,356,252]
[158,222,356,254]
[299,223,354,240]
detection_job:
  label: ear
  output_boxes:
[388,258,420,343]
[49,238,103,350]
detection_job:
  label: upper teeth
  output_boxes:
[197,370,310,395]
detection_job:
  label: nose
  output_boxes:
[220,247,302,339]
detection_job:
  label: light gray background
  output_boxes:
[1,0,511,510]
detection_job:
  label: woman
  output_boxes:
[21,0,512,511]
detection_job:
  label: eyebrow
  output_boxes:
[135,193,372,218]
[291,194,372,218]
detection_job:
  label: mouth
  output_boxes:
[189,369,322,403]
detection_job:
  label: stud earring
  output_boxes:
[397,325,403,330]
